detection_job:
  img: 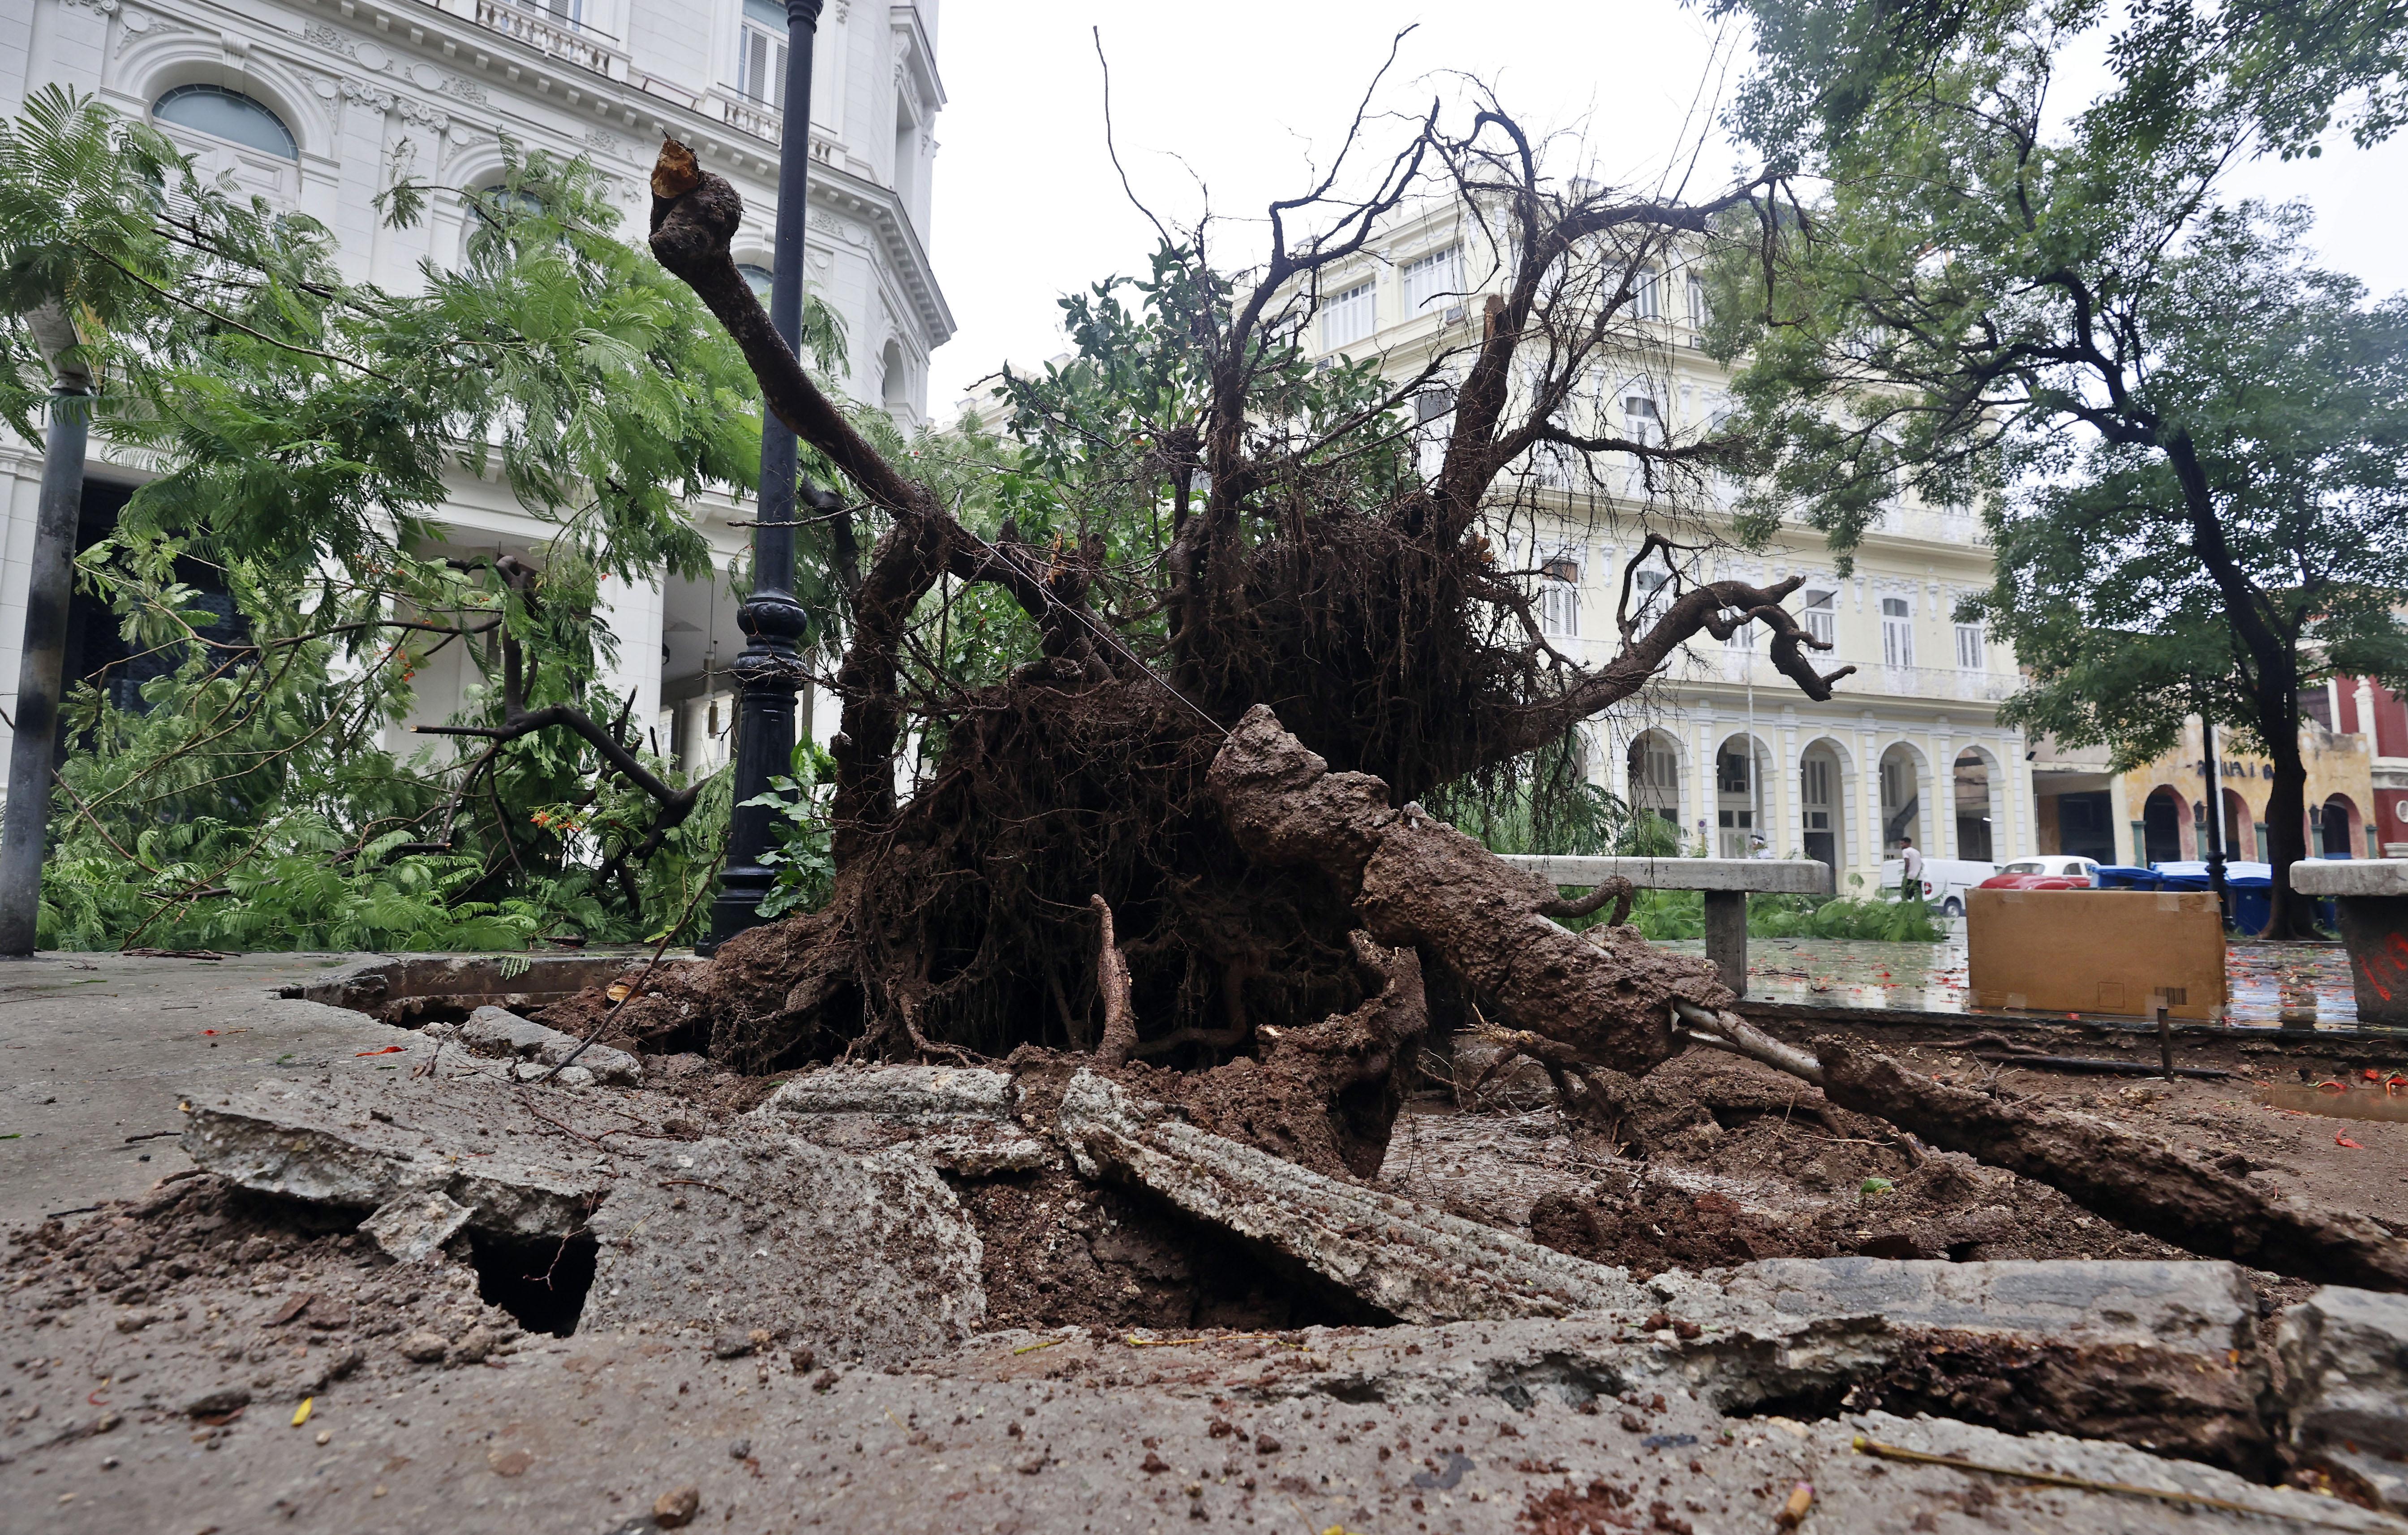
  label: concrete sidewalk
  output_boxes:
[0,952,407,1225]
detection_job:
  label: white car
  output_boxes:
[1993,855,2104,884]
[1877,857,1999,916]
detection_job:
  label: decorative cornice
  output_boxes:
[277,0,952,343]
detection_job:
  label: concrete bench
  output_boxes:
[2287,859,2408,1026]
[1500,855,1833,997]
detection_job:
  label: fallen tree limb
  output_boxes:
[1670,1016,2408,1290]
[1676,999,1826,1086]
[1811,1035,2408,1290]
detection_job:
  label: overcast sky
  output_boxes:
[920,1,2408,414]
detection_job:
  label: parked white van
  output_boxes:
[1876,857,1997,916]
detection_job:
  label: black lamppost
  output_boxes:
[0,320,92,959]
[707,0,825,950]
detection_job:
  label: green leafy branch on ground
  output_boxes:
[0,87,866,950]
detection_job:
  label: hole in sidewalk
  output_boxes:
[465,1229,597,1336]
[952,1168,1387,1333]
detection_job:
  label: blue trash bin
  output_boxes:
[2093,865,2161,891]
[2225,874,2272,936]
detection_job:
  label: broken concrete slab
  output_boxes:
[752,1062,1015,1124]
[1054,1068,1647,1323]
[179,1073,614,1238]
[941,1254,2260,1468]
[1707,1257,2271,1472]
[439,1005,641,1084]
[750,1062,1032,1162]
[360,1189,474,1263]
[579,1130,986,1365]
[1719,1255,2255,1348]
[2278,1285,2408,1511]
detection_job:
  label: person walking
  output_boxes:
[1898,834,1924,900]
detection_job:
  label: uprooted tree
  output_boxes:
[610,106,1843,1074]
[564,97,2408,1292]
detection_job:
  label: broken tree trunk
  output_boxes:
[1207,704,1730,1074]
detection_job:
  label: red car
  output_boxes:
[1976,856,2099,892]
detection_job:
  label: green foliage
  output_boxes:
[743,740,839,920]
[1748,891,1947,941]
[1552,886,1944,943]
[0,90,844,951]
[1978,208,2408,766]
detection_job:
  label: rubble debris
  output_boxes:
[360,1189,474,1263]
[578,1130,988,1364]
[180,1074,611,1239]
[2277,1286,2408,1511]
[652,1484,701,1527]
[752,1061,1052,1169]
[940,1255,2266,1471]
[1055,1068,1647,1322]
[1720,1257,2272,1473]
[437,1005,643,1085]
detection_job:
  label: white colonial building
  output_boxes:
[1302,198,2040,894]
[0,0,950,772]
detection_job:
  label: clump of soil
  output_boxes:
[947,1165,1381,1334]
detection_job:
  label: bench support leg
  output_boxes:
[2335,895,2408,1027]
[1703,890,1748,998]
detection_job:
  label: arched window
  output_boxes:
[153,84,297,160]
[738,264,775,302]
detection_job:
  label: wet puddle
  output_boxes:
[2251,1080,2408,1122]
[1696,935,2366,1028]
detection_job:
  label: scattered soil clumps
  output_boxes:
[1,1177,553,1407]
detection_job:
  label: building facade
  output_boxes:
[2064,677,2408,869]
[1303,200,2033,895]
[0,0,950,776]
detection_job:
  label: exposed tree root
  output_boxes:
[1208,705,1731,1074]
[1810,1035,2408,1292]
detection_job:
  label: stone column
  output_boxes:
[1860,714,1884,877]
[1696,715,1719,856]
[1777,708,1800,859]
[1934,718,1957,858]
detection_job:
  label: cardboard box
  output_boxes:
[1966,889,2227,1020]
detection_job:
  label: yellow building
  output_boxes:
[2038,676,2405,867]
[1303,199,2028,894]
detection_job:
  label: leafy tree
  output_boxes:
[0,87,838,947]
[1704,0,2408,933]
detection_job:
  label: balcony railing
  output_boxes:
[701,86,844,164]
[1877,664,2012,702]
[474,0,629,78]
[1604,638,2013,702]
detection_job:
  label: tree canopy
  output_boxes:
[1705,0,2408,927]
